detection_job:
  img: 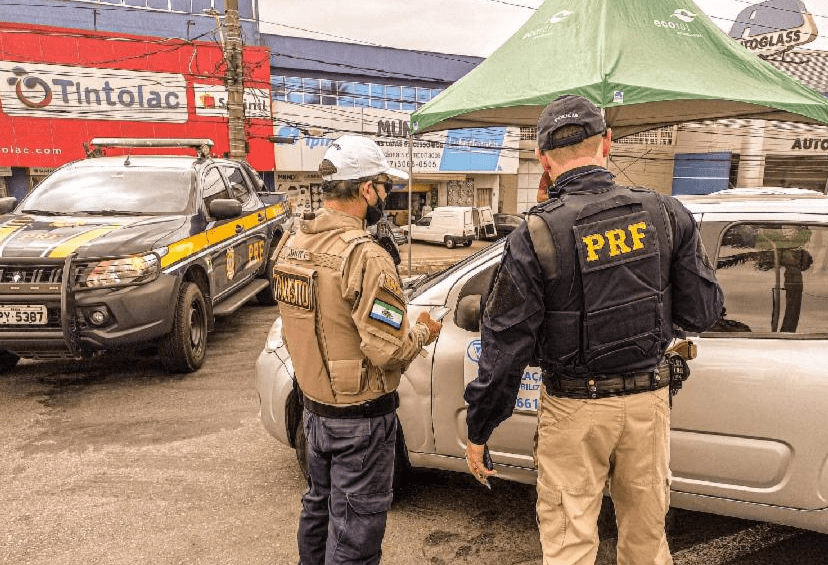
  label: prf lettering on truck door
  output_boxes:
[573,211,657,272]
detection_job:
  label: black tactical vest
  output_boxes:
[531,180,674,377]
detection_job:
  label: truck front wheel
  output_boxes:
[0,350,19,373]
[159,282,208,373]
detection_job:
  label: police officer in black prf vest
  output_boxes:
[464,95,724,565]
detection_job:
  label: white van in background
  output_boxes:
[406,206,495,248]
[475,206,497,240]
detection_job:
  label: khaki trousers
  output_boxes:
[534,385,673,565]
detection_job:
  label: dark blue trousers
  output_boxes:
[298,409,396,565]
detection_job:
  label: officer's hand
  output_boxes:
[416,311,442,345]
[465,442,497,488]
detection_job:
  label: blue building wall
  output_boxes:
[0,0,260,44]
[262,34,481,86]
[0,1,481,88]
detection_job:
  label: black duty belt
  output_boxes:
[303,391,399,419]
[543,368,668,399]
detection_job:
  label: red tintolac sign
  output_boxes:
[0,23,274,170]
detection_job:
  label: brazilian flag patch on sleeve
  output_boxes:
[370,299,403,330]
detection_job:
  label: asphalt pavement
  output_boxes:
[399,238,496,275]
[3,240,828,564]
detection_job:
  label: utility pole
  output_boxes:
[224,0,246,160]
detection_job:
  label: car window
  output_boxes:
[21,166,193,214]
[416,216,432,226]
[408,241,504,299]
[220,165,252,204]
[710,222,828,335]
[202,167,230,209]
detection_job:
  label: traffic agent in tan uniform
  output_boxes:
[272,134,441,565]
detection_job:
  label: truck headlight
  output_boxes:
[81,253,160,288]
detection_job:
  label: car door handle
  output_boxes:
[235,224,243,234]
[258,212,266,222]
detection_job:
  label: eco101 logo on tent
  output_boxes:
[0,61,187,122]
[653,8,701,38]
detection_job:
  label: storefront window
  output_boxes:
[763,155,828,192]
[386,86,401,101]
[273,76,442,110]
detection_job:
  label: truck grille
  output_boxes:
[0,265,63,284]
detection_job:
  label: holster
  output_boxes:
[665,339,696,406]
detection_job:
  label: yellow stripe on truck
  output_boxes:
[0,220,29,245]
[47,226,124,258]
[162,232,209,268]
[160,210,268,269]
[266,202,288,221]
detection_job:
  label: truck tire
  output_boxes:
[159,282,208,373]
[444,236,457,249]
[0,350,19,373]
[463,239,472,247]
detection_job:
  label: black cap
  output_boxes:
[537,95,606,151]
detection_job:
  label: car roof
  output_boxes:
[677,188,828,215]
[65,155,204,170]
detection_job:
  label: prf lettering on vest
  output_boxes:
[273,270,314,310]
[582,221,648,262]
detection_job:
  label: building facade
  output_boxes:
[2,0,828,211]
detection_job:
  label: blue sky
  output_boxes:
[258,0,828,57]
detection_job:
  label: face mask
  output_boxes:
[364,184,386,226]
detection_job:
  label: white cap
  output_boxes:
[319,135,409,181]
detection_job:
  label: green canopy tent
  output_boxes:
[410,0,828,137]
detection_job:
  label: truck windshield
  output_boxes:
[22,167,193,215]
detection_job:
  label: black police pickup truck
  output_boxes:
[0,138,291,373]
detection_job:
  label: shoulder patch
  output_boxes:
[379,271,404,300]
[369,299,403,330]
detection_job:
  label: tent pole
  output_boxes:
[407,128,413,275]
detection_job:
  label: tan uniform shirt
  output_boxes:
[274,208,430,406]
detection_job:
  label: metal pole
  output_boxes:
[225,0,246,160]
[407,128,414,275]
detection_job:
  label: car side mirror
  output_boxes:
[0,197,17,214]
[455,293,481,332]
[209,198,243,220]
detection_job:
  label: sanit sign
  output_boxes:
[728,0,817,57]
[0,62,187,122]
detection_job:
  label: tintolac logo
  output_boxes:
[7,67,52,109]
[729,0,817,57]
[0,61,188,123]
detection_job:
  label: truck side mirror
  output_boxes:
[455,294,481,332]
[209,198,243,220]
[0,197,17,214]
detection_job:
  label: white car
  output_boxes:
[255,187,828,534]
